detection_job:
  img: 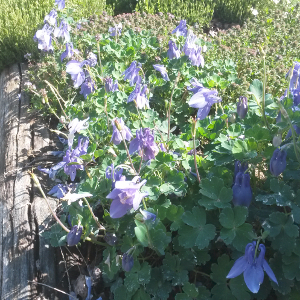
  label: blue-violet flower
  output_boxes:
[270,148,287,176]
[107,177,148,218]
[67,225,83,246]
[167,40,181,60]
[153,64,169,81]
[54,19,70,42]
[122,252,134,272]
[129,128,159,161]
[237,96,248,119]
[123,61,142,86]
[111,118,133,145]
[232,172,252,207]
[227,242,278,293]
[172,19,188,37]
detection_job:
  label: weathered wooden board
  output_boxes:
[0,63,60,300]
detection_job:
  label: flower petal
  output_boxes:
[243,264,264,293]
[226,256,248,278]
[110,199,132,218]
[188,92,208,109]
[263,259,278,284]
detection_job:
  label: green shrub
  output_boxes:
[135,0,215,27]
[0,0,108,71]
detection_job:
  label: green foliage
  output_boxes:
[0,0,108,71]
[27,1,300,299]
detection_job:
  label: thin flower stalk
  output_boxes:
[192,120,201,183]
[29,171,70,233]
[121,132,137,174]
[167,72,181,144]
[83,197,105,230]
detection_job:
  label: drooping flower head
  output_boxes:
[172,19,188,37]
[227,242,278,293]
[270,148,287,176]
[127,83,149,109]
[66,60,86,88]
[188,46,204,68]
[167,40,181,60]
[237,96,248,119]
[104,77,119,93]
[34,24,54,52]
[67,225,83,246]
[188,85,222,120]
[87,52,97,67]
[129,128,159,161]
[232,172,252,207]
[54,19,70,42]
[63,137,89,181]
[107,177,148,218]
[55,0,65,10]
[80,76,95,99]
[61,42,79,61]
[153,64,169,81]
[122,61,142,86]
[44,9,58,26]
[109,23,122,37]
[111,117,133,145]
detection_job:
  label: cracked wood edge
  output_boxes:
[0,63,59,300]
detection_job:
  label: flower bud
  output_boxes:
[272,134,282,147]
[140,210,156,222]
[270,148,287,176]
[67,225,83,246]
[228,113,236,123]
[232,172,252,207]
[237,96,248,119]
[104,232,118,246]
[122,253,134,272]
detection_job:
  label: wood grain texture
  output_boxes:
[0,63,60,300]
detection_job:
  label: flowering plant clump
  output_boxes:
[27,1,300,299]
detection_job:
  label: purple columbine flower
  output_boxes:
[270,148,287,176]
[44,9,57,26]
[129,128,159,161]
[122,252,134,272]
[80,76,95,99]
[104,77,119,92]
[285,125,300,140]
[227,242,278,293]
[123,61,142,86]
[37,161,66,179]
[109,23,122,36]
[167,40,181,60]
[54,19,70,42]
[188,86,222,120]
[237,96,248,119]
[55,0,65,10]
[183,31,197,57]
[111,118,133,145]
[160,143,167,152]
[67,225,83,246]
[232,172,252,207]
[34,24,53,52]
[140,210,156,221]
[127,83,149,109]
[61,42,79,61]
[63,137,89,181]
[172,19,188,37]
[189,46,204,68]
[153,64,169,81]
[106,163,126,189]
[66,60,86,88]
[68,117,89,148]
[107,177,148,218]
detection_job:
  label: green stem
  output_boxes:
[121,132,137,174]
[83,197,105,230]
[192,120,201,183]
[96,41,104,78]
[142,198,147,210]
[167,72,180,145]
[254,238,261,259]
[104,96,110,128]
[262,55,271,130]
